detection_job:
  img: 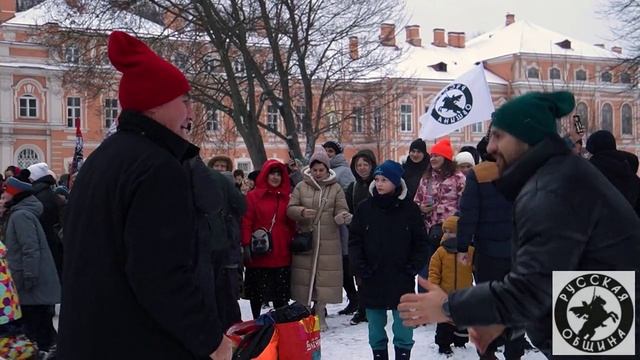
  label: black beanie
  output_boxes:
[586,130,616,155]
[409,138,427,154]
[247,170,260,181]
[323,141,343,154]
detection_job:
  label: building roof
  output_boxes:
[5,0,169,36]
[389,18,623,84]
[467,19,622,61]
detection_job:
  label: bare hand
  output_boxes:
[210,335,233,360]
[419,204,433,214]
[397,277,450,327]
[302,208,317,219]
[469,324,506,355]
[457,252,469,266]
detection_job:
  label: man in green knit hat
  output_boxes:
[398,91,640,359]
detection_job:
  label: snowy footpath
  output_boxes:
[239,296,548,360]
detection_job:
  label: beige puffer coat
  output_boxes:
[287,168,348,305]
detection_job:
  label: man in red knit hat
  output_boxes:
[58,31,231,360]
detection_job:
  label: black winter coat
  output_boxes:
[448,135,640,358]
[59,111,224,360]
[349,181,429,309]
[456,163,513,258]
[345,149,377,214]
[402,155,429,202]
[589,149,640,214]
[31,175,64,276]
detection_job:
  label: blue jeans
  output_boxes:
[366,309,414,351]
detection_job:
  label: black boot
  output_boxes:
[338,301,358,315]
[394,346,411,360]
[372,349,389,360]
[350,310,367,325]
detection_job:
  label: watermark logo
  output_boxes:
[553,271,635,355]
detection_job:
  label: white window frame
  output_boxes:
[104,98,118,129]
[267,104,279,131]
[400,104,412,132]
[622,103,633,136]
[549,68,561,80]
[352,107,364,133]
[65,45,80,64]
[19,95,38,118]
[576,69,587,81]
[526,67,539,79]
[471,121,484,133]
[206,107,220,132]
[15,146,42,169]
[67,96,81,128]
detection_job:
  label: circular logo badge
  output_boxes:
[554,273,634,353]
[430,83,473,125]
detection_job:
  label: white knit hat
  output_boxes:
[454,151,476,166]
[27,162,50,181]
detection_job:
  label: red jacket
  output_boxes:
[241,160,296,268]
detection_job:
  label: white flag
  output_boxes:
[419,64,494,140]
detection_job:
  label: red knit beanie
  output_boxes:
[107,31,191,112]
[430,138,454,161]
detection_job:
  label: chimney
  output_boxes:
[612,46,622,54]
[448,32,466,48]
[457,32,466,48]
[405,25,421,47]
[594,43,605,49]
[380,23,396,47]
[349,36,359,60]
[163,7,186,31]
[432,28,446,47]
[0,0,16,22]
[505,13,515,26]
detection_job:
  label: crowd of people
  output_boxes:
[1,31,638,360]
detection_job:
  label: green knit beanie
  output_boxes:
[491,91,576,145]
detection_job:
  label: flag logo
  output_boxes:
[431,83,473,125]
[553,271,635,355]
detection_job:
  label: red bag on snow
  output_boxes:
[227,302,321,360]
[275,314,321,360]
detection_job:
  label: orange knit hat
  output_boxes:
[430,138,454,161]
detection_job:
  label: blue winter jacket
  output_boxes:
[456,162,513,258]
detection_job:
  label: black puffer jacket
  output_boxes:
[448,135,640,358]
[589,149,640,213]
[349,181,429,309]
[345,149,377,214]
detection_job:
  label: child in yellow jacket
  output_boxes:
[428,215,475,356]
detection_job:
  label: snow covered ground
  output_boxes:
[239,295,548,360]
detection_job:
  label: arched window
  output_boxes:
[601,103,613,132]
[601,71,612,83]
[15,147,41,169]
[550,68,561,80]
[527,67,539,79]
[576,69,587,81]
[622,104,633,135]
[621,72,632,84]
[576,102,589,133]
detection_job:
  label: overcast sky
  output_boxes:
[404,0,621,47]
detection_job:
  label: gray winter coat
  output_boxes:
[330,154,356,190]
[330,154,355,255]
[4,195,61,305]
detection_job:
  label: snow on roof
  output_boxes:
[0,61,66,70]
[467,19,622,61]
[5,0,170,36]
[384,18,622,84]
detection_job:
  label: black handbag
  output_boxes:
[290,231,313,253]
[291,191,329,254]
[251,198,279,256]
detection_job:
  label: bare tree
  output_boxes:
[39,0,406,168]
